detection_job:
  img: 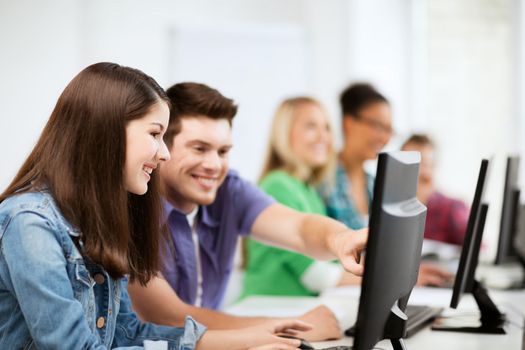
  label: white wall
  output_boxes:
[516,0,525,188]
[0,0,82,189]
[166,22,310,180]
[422,0,514,259]
[0,0,415,188]
[0,0,521,262]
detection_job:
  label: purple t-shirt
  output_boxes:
[161,170,274,309]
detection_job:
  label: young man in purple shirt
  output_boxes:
[128,82,367,341]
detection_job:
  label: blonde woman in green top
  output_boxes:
[243,97,360,299]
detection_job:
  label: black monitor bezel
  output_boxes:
[495,156,520,265]
[450,159,489,308]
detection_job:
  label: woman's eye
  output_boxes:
[150,132,161,138]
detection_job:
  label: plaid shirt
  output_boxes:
[424,191,469,245]
[320,162,374,230]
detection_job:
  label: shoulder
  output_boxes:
[260,171,308,200]
[260,170,298,189]
[0,191,76,242]
[1,191,57,222]
[429,191,467,209]
[214,169,273,205]
[219,169,251,190]
[428,191,455,204]
[259,171,309,208]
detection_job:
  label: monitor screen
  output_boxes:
[450,159,489,307]
[514,204,525,267]
[432,159,506,334]
[495,156,520,265]
[353,151,426,350]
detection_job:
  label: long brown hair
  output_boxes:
[0,62,169,285]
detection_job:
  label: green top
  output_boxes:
[241,170,327,298]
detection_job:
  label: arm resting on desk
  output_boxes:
[128,275,270,329]
[128,275,341,340]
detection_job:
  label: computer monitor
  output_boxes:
[495,156,520,265]
[432,159,506,334]
[450,159,488,307]
[514,204,525,269]
[353,151,427,350]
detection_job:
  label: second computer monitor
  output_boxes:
[432,159,506,334]
[353,151,427,350]
[516,204,525,267]
[495,156,520,265]
[451,159,489,307]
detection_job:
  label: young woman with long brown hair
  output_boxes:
[0,62,309,349]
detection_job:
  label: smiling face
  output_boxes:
[160,116,232,213]
[124,101,171,195]
[343,101,392,161]
[289,102,332,168]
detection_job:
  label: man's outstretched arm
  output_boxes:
[251,203,367,275]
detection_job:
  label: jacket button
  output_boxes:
[97,317,105,329]
[94,274,105,284]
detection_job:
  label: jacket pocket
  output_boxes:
[71,261,96,328]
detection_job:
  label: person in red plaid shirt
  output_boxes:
[402,134,469,246]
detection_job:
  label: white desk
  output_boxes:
[226,286,525,349]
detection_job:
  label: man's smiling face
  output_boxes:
[160,116,232,213]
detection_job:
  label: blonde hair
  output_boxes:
[259,97,336,185]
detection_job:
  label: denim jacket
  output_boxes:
[0,190,206,349]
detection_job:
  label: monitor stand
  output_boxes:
[350,300,410,350]
[383,301,408,350]
[390,339,407,350]
[431,279,506,334]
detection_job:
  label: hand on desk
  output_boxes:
[294,305,341,341]
[248,342,302,350]
[246,319,312,350]
[248,344,301,350]
[417,262,453,287]
[197,319,312,350]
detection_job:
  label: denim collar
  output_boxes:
[40,190,82,238]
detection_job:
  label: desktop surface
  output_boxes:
[476,261,525,290]
[227,286,525,350]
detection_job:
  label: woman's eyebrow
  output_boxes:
[150,122,165,131]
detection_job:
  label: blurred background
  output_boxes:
[1,0,524,262]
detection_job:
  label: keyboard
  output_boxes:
[345,304,443,338]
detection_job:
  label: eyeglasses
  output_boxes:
[355,116,394,135]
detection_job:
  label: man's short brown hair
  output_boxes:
[401,133,434,150]
[164,82,238,148]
